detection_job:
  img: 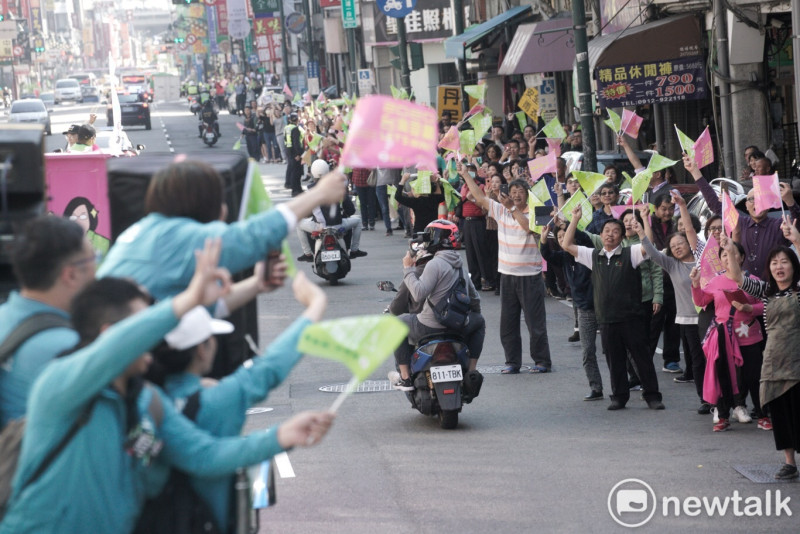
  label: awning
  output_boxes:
[588,15,702,71]
[444,5,535,60]
[498,17,575,75]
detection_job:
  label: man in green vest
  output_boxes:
[561,204,664,411]
[68,124,96,153]
[284,113,304,196]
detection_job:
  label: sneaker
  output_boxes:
[387,371,413,391]
[662,362,682,373]
[568,331,580,342]
[349,250,368,258]
[369,226,375,231]
[713,419,730,432]
[697,402,712,415]
[775,464,799,480]
[711,407,719,424]
[732,406,752,424]
[629,384,642,392]
[757,417,773,431]
[361,226,368,231]
[673,374,693,383]
[403,232,412,238]
[646,400,665,410]
[296,253,313,262]
[385,231,393,236]
[584,390,603,401]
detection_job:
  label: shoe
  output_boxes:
[584,390,603,401]
[732,406,752,424]
[711,407,720,424]
[629,384,642,392]
[713,419,730,432]
[296,254,313,262]
[481,285,495,292]
[697,402,712,415]
[529,366,549,374]
[349,249,367,258]
[403,232,412,238]
[647,400,665,410]
[388,371,414,392]
[568,331,580,342]
[673,374,693,383]
[662,362,682,373]
[607,401,626,411]
[362,226,368,231]
[369,226,375,231]
[757,417,773,431]
[385,231,393,236]
[500,366,520,374]
[775,464,799,480]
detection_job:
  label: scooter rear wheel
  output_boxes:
[438,409,458,430]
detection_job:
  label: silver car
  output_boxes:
[54,78,83,104]
[7,98,51,135]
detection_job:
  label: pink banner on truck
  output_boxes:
[340,95,438,171]
[45,153,113,258]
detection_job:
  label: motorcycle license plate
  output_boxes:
[205,133,215,141]
[320,250,340,262]
[430,365,463,383]
[122,106,135,112]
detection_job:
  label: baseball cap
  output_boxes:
[62,124,80,135]
[164,306,234,350]
[77,124,96,140]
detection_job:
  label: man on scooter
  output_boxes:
[389,220,485,391]
[295,160,368,262]
[198,99,221,139]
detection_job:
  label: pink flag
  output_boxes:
[693,126,714,169]
[610,204,648,219]
[438,125,460,152]
[283,83,293,98]
[699,235,724,288]
[721,190,739,236]
[340,95,438,170]
[463,102,485,121]
[752,173,782,214]
[620,109,643,139]
[546,138,561,157]
[303,92,311,103]
[528,152,557,183]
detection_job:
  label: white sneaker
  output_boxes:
[732,406,752,423]
[711,407,719,424]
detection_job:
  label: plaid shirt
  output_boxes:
[351,168,372,188]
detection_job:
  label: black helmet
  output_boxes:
[289,113,298,122]
[424,219,460,253]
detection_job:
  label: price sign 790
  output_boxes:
[654,73,696,98]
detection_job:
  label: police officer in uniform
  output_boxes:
[284,113,304,196]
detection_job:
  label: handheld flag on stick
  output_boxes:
[527,191,545,234]
[675,125,696,162]
[630,169,654,204]
[603,109,621,134]
[675,125,715,170]
[572,170,608,197]
[468,111,493,140]
[527,152,557,182]
[620,109,643,139]
[546,138,561,157]
[541,117,567,141]
[721,189,739,236]
[464,84,487,103]
[647,153,679,173]
[438,125,460,152]
[515,111,527,133]
[390,85,409,100]
[297,315,409,412]
[530,179,552,205]
[459,129,477,155]
[752,173,783,215]
[698,235,724,288]
[283,83,293,99]
[561,191,594,231]
[411,171,432,195]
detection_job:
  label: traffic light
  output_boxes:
[174,36,185,44]
[34,43,44,53]
[171,0,200,4]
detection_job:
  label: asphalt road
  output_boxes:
[39,100,800,533]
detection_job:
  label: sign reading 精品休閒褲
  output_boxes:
[596,56,706,108]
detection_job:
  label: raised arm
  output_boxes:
[617,134,643,171]
[672,190,699,253]
[684,153,721,215]
[562,206,582,258]
[460,165,491,211]
[638,205,655,244]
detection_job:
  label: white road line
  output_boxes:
[273,452,295,478]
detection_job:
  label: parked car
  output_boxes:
[94,128,145,156]
[107,93,151,130]
[7,98,51,135]
[686,178,749,229]
[39,92,55,110]
[54,78,83,104]
[81,86,101,103]
[562,149,653,177]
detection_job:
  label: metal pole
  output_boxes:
[793,0,800,161]
[397,21,411,95]
[571,0,597,172]
[279,0,289,84]
[347,27,358,96]
[303,0,314,65]
[452,0,468,114]
[714,0,735,179]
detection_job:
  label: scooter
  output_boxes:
[201,121,218,147]
[378,280,483,429]
[310,227,351,285]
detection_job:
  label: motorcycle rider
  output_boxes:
[295,160,368,262]
[198,99,220,139]
[389,220,485,391]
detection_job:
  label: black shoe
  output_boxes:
[584,390,603,401]
[403,232,412,239]
[568,331,580,342]
[698,402,712,415]
[362,226,368,231]
[296,254,313,262]
[608,401,626,411]
[349,250,367,258]
[385,231,393,236]
[673,374,693,383]
[775,464,799,480]
[647,400,666,410]
[369,226,375,231]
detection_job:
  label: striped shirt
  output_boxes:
[488,199,542,276]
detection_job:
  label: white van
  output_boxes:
[54,78,82,104]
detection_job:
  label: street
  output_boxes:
[40,101,800,533]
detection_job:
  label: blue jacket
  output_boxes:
[540,231,594,310]
[0,299,286,534]
[162,316,310,529]
[0,292,78,428]
[97,209,289,300]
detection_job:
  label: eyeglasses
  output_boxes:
[69,214,89,221]
[68,254,97,268]
[708,225,723,232]
[745,197,755,204]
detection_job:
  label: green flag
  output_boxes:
[530,179,551,205]
[619,171,633,191]
[527,191,544,234]
[459,129,476,155]
[390,85,409,100]
[631,169,653,204]
[572,170,608,196]
[647,153,679,172]
[674,125,695,162]
[515,111,527,132]
[469,111,493,140]
[291,92,301,104]
[387,184,399,211]
[297,315,409,382]
[561,191,593,230]
[411,171,432,195]
[542,117,566,141]
[604,109,621,134]
[464,84,487,102]
[308,132,324,151]
[440,179,461,212]
[233,137,242,151]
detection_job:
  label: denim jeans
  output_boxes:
[355,185,377,228]
[262,132,279,160]
[375,185,393,232]
[577,308,602,393]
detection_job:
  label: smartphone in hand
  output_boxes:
[500,184,510,196]
[263,250,282,286]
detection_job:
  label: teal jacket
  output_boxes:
[97,209,289,300]
[163,316,310,529]
[0,299,286,534]
[0,292,78,428]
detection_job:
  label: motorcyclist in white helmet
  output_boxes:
[294,160,368,262]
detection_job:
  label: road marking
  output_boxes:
[273,452,295,478]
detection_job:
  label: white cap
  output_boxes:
[165,306,234,351]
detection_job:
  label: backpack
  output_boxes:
[0,313,74,517]
[428,266,472,330]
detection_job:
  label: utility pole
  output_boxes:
[397,21,411,95]
[279,0,289,84]
[347,27,358,96]
[571,0,597,172]
[452,0,468,114]
[302,0,314,66]
[715,0,735,179]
